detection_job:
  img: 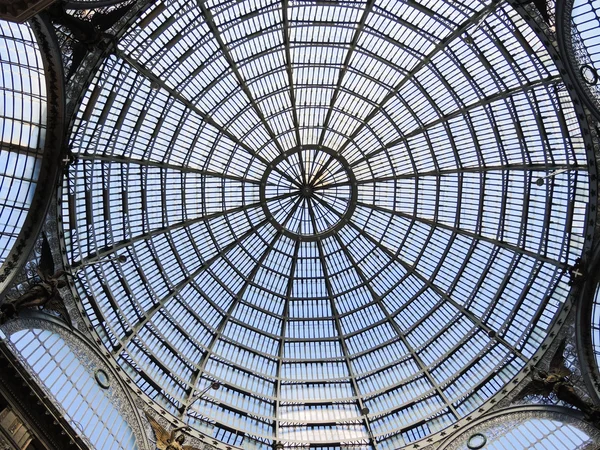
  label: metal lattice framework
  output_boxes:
[60,0,592,449]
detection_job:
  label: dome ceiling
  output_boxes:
[61,0,591,448]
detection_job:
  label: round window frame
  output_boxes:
[94,368,111,389]
[466,433,487,449]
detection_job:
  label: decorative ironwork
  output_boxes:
[517,339,600,426]
[557,0,600,119]
[0,234,70,324]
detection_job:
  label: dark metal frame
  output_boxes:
[576,242,600,402]
[259,146,358,242]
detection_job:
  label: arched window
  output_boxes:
[9,328,138,450]
[438,408,599,450]
[477,418,592,449]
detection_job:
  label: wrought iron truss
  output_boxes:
[59,0,593,449]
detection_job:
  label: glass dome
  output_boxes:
[60,0,591,448]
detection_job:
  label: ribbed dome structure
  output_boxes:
[61,0,591,448]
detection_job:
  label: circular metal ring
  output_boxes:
[467,433,487,449]
[259,146,357,242]
[580,64,599,86]
[94,369,110,389]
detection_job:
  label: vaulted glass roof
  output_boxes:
[0,21,46,269]
[61,0,590,448]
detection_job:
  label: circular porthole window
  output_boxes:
[580,64,599,86]
[467,433,487,449]
[94,369,110,389]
